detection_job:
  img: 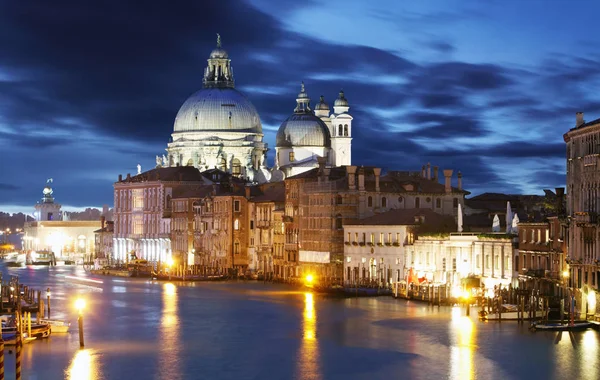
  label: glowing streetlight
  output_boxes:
[75,298,86,347]
[305,274,315,287]
[562,270,569,278]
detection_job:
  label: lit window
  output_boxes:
[234,219,239,230]
[289,152,295,162]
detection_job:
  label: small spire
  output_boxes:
[216,33,221,48]
[320,95,325,102]
[301,81,305,93]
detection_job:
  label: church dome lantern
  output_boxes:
[172,34,263,134]
[276,83,331,148]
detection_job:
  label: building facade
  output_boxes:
[407,233,515,297]
[564,111,600,316]
[112,167,208,264]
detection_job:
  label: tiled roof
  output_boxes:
[251,182,286,203]
[117,166,207,183]
[345,208,457,231]
[287,165,469,195]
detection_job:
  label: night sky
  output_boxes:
[1,0,596,214]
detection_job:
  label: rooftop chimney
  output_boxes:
[433,166,439,182]
[358,167,365,191]
[427,163,431,180]
[373,168,382,192]
[421,165,426,178]
[457,171,463,191]
[443,169,453,193]
[245,186,251,199]
[118,174,122,182]
[347,166,357,190]
[126,173,131,180]
[100,215,106,229]
[576,112,585,127]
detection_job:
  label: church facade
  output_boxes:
[157,35,352,182]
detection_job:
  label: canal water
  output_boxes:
[0,264,598,380]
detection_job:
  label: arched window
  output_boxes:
[234,219,239,230]
[382,197,387,208]
[415,197,420,208]
[336,195,343,205]
[344,124,348,136]
[335,214,343,229]
[338,125,343,136]
[220,157,227,171]
[234,240,240,254]
[187,159,194,166]
[368,196,373,207]
[436,198,441,208]
[232,158,241,175]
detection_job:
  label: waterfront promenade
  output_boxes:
[0,264,598,380]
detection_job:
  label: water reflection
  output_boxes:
[581,330,599,380]
[296,292,321,379]
[449,307,475,380]
[67,349,100,380]
[159,283,182,380]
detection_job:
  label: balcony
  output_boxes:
[575,212,597,225]
[584,154,598,167]
[257,220,271,229]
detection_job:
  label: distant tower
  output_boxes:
[329,90,353,166]
[34,179,62,221]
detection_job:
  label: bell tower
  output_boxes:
[330,90,353,166]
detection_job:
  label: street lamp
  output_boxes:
[75,298,86,347]
[47,288,51,318]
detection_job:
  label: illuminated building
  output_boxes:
[564,111,600,317]
[343,208,455,286]
[285,162,467,279]
[23,180,101,258]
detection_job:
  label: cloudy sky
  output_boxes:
[1,0,597,214]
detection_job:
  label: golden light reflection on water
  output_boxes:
[159,283,181,379]
[449,307,475,380]
[296,292,322,379]
[67,349,100,380]
[580,330,599,380]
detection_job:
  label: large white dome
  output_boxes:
[173,88,263,134]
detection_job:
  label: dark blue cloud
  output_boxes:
[0,0,596,212]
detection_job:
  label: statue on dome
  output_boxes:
[156,155,162,168]
[162,155,168,166]
[137,164,142,175]
[216,33,221,48]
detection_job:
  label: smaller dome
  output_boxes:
[276,114,331,148]
[334,90,349,107]
[315,95,329,111]
[210,48,228,59]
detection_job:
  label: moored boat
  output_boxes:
[3,322,52,339]
[41,319,71,333]
[530,321,595,331]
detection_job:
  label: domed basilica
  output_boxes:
[159,35,352,181]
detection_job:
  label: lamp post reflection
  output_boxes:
[67,349,100,380]
[449,307,475,380]
[296,292,322,380]
[159,283,181,379]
